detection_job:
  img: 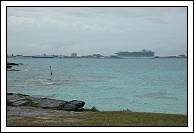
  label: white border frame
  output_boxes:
[1,1,193,132]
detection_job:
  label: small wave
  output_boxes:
[46,82,55,85]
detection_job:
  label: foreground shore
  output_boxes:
[7,93,187,126]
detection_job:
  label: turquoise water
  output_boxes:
[7,58,187,114]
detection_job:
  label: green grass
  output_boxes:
[7,111,187,126]
[87,106,100,112]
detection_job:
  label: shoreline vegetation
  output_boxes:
[7,93,187,126]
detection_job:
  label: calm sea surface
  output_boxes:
[7,58,187,114]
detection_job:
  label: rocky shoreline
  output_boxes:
[7,93,88,124]
[7,93,86,111]
[7,93,187,126]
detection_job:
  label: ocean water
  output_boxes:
[7,58,187,114]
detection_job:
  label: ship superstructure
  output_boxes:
[115,49,154,58]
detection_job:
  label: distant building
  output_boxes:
[16,55,23,58]
[92,54,104,58]
[71,53,77,58]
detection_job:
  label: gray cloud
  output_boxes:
[7,7,187,56]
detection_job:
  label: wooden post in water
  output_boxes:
[50,66,52,75]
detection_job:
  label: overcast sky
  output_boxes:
[7,7,187,56]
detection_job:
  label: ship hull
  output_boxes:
[32,56,54,58]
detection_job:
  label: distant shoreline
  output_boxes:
[7,56,187,59]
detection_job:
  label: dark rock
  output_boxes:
[42,107,51,109]
[7,65,12,69]
[7,93,14,95]
[19,94,29,96]
[69,100,85,108]
[77,107,85,111]
[7,62,19,65]
[32,98,67,109]
[7,69,21,71]
[7,93,85,111]
[57,102,77,111]
[56,100,85,111]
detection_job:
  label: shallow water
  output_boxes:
[7,58,187,114]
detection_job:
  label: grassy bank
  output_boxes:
[7,110,187,126]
